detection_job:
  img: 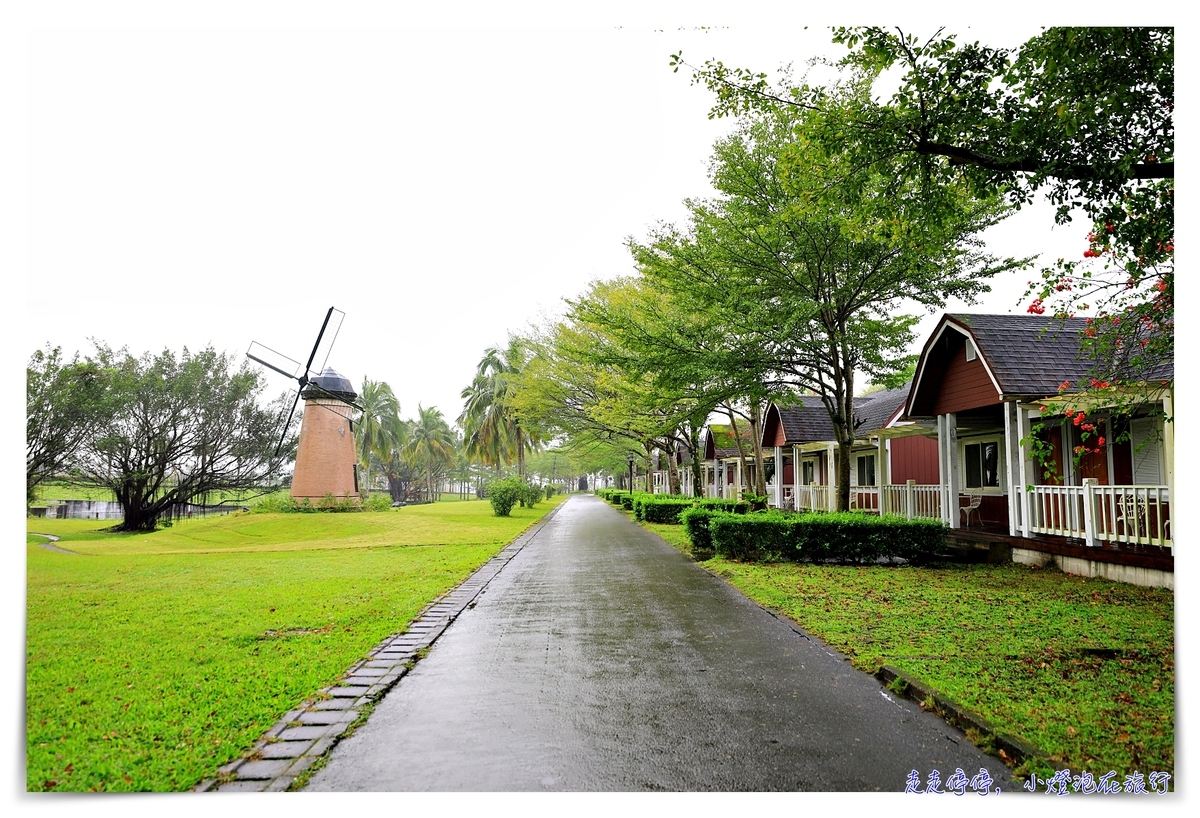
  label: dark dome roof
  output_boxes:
[302,367,357,401]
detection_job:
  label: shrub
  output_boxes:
[638,498,696,524]
[620,493,636,511]
[363,493,394,512]
[544,484,558,500]
[487,476,524,517]
[250,493,366,513]
[709,512,796,562]
[518,481,542,509]
[696,510,947,564]
[679,506,717,560]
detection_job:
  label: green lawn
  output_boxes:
[26,494,566,791]
[639,518,1174,783]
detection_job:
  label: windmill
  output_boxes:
[247,307,363,501]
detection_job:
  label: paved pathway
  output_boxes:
[306,495,1011,792]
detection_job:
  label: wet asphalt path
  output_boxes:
[306,494,1011,791]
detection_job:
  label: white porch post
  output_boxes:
[1163,387,1175,503]
[1003,401,1019,536]
[877,436,888,515]
[792,445,800,510]
[906,479,916,520]
[735,459,743,498]
[945,414,964,527]
[773,446,783,508]
[827,442,838,512]
[1082,477,1100,547]
[1016,406,1033,537]
[937,415,949,525]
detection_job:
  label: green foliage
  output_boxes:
[486,476,524,517]
[679,506,717,560]
[26,346,114,506]
[517,480,542,509]
[249,493,366,514]
[362,493,394,512]
[689,510,945,564]
[70,343,287,532]
[636,498,695,524]
[694,499,749,514]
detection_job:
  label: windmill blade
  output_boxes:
[303,307,345,379]
[275,389,302,457]
[247,342,304,380]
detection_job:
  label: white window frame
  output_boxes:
[959,434,1006,495]
[854,453,877,487]
[965,338,977,361]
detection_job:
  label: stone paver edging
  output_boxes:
[875,665,1043,766]
[194,501,567,793]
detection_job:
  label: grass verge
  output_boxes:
[635,517,1173,783]
[26,494,566,791]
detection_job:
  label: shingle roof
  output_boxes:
[853,386,909,434]
[703,423,757,459]
[948,313,1173,397]
[767,386,909,446]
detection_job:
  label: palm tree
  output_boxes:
[355,378,401,494]
[458,340,541,478]
[404,405,456,503]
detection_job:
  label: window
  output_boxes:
[857,454,876,487]
[963,440,1000,489]
[801,460,816,485]
[965,338,976,361]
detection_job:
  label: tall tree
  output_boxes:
[26,345,113,505]
[355,377,402,494]
[404,405,456,503]
[676,26,1173,404]
[458,340,542,477]
[628,78,1020,510]
[75,344,287,531]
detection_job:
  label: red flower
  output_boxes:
[1083,249,1100,258]
[1027,298,1046,315]
[1058,380,1071,392]
[1097,437,1106,447]
[1074,415,1083,426]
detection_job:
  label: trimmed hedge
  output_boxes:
[683,510,946,564]
[694,499,750,514]
[679,507,717,560]
[637,498,696,524]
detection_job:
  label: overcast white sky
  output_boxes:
[12,4,1106,423]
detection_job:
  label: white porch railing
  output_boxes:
[881,481,942,520]
[1027,482,1170,550]
[795,483,831,512]
[850,486,879,512]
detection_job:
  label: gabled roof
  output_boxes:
[853,386,910,434]
[761,386,911,448]
[702,423,757,459]
[907,313,1174,417]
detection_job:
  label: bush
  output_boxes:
[487,477,524,517]
[709,512,797,562]
[250,493,364,513]
[638,498,696,524]
[545,484,558,500]
[696,510,947,564]
[679,506,717,560]
[518,481,542,509]
[363,493,394,512]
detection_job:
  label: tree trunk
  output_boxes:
[724,405,749,501]
[750,400,767,496]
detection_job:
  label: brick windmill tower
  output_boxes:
[290,368,359,500]
[247,307,362,502]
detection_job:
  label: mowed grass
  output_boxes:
[26,495,566,791]
[639,517,1173,782]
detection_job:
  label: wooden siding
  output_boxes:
[889,435,940,484]
[932,334,1002,414]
